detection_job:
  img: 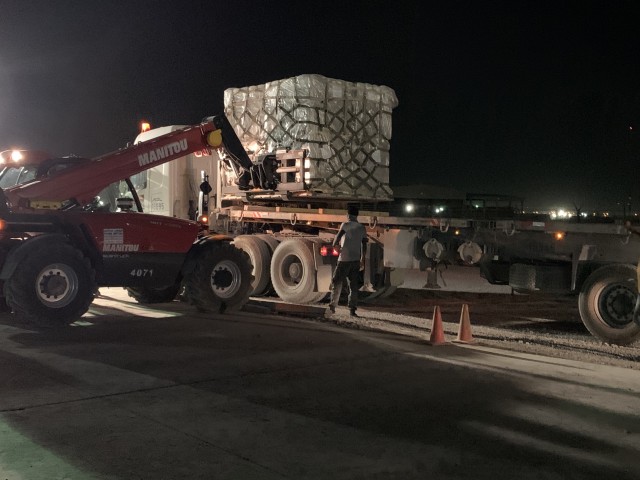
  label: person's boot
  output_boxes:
[349,308,358,317]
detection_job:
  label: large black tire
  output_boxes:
[233,236,272,296]
[183,242,253,314]
[126,283,181,304]
[578,264,640,345]
[270,239,320,304]
[4,242,95,327]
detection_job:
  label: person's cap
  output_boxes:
[347,205,359,216]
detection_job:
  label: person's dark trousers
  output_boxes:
[330,261,361,310]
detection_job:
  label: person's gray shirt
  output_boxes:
[334,220,367,262]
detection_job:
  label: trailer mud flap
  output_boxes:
[383,229,417,269]
[316,264,333,292]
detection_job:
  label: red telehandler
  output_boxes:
[0,115,255,327]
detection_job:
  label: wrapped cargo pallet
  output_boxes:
[224,74,398,200]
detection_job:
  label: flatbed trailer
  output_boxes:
[212,199,640,346]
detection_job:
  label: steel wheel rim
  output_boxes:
[281,254,303,287]
[597,283,635,329]
[36,263,79,308]
[210,260,242,299]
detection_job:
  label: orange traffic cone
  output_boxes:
[454,304,476,344]
[428,305,447,345]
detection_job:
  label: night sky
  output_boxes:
[2,0,639,211]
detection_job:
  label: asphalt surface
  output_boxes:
[0,289,639,479]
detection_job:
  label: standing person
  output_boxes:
[329,205,368,317]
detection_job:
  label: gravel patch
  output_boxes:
[321,289,640,370]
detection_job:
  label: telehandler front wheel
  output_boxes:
[4,243,96,327]
[184,242,253,314]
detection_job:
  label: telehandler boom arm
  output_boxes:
[3,115,252,210]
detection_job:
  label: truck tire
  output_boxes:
[254,234,280,253]
[578,264,640,345]
[306,291,329,304]
[233,236,271,296]
[126,283,180,304]
[270,239,320,304]
[4,242,95,327]
[184,242,253,314]
[253,234,280,296]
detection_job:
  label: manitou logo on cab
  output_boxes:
[137,139,189,166]
[103,244,140,252]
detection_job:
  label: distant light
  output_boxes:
[10,150,23,162]
[550,208,572,219]
[140,121,151,133]
[554,232,565,241]
[405,203,414,213]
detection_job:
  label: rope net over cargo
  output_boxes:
[223,74,398,200]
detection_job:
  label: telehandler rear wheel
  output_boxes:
[184,242,253,314]
[4,243,95,327]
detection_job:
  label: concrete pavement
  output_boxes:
[0,289,639,479]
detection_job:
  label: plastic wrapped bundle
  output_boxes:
[223,74,398,200]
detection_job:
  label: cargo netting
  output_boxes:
[224,74,398,200]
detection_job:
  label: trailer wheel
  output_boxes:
[126,283,180,304]
[578,264,640,345]
[4,243,95,327]
[184,242,253,313]
[270,239,319,304]
[233,235,272,296]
